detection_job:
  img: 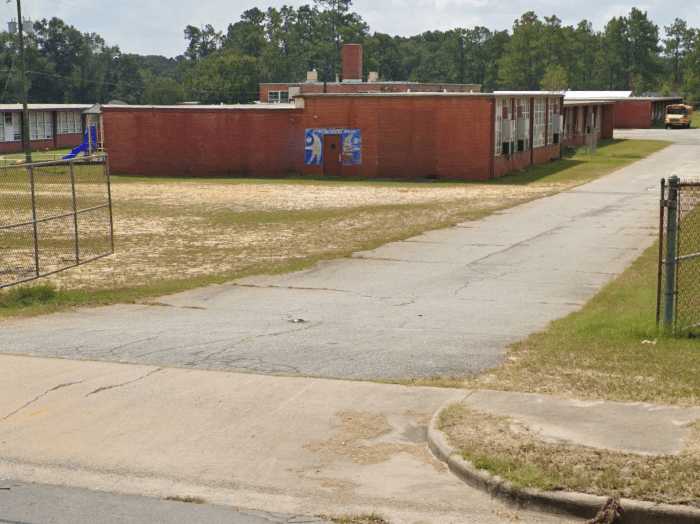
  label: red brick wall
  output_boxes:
[614,100,652,129]
[342,44,363,81]
[56,133,83,149]
[493,151,531,178]
[301,96,494,180]
[0,139,55,154]
[103,107,303,176]
[532,144,560,164]
[601,104,614,139]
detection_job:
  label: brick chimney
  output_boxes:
[342,44,363,82]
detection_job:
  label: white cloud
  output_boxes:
[0,0,698,56]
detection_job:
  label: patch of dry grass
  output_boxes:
[439,404,700,505]
[325,514,389,524]
[39,180,559,292]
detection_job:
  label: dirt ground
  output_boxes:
[42,179,560,292]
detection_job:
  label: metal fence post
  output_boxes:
[69,160,80,264]
[663,175,680,330]
[28,165,40,277]
[105,155,115,254]
[656,178,666,326]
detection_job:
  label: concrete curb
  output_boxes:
[427,404,700,524]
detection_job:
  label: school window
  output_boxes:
[0,112,21,142]
[547,98,556,145]
[518,97,530,151]
[533,98,546,148]
[268,90,289,104]
[29,111,53,140]
[57,111,81,134]
[494,98,503,156]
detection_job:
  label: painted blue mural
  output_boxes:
[305,128,362,166]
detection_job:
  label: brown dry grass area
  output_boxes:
[305,410,442,470]
[43,179,558,291]
[439,404,700,505]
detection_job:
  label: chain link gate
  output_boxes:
[0,154,114,289]
[657,176,700,334]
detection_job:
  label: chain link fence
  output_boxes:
[657,176,700,334]
[0,154,114,289]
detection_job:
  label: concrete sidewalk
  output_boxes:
[2,143,697,380]
[0,355,572,523]
[461,390,700,456]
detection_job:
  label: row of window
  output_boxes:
[0,111,82,142]
[496,97,559,156]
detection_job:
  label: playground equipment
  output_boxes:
[63,124,99,160]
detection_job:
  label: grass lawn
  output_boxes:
[0,148,72,166]
[439,404,700,505]
[0,139,668,318]
[470,243,700,406]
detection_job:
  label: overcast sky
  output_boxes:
[2,0,700,57]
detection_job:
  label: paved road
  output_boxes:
[615,126,700,145]
[2,137,698,380]
[0,481,326,524]
[0,355,574,524]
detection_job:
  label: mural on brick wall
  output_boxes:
[305,128,362,166]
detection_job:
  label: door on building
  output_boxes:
[323,134,342,176]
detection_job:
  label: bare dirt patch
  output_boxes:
[305,410,442,470]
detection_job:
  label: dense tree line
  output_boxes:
[1,1,699,105]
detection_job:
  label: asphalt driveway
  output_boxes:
[2,135,697,380]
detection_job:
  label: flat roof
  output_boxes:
[261,81,480,87]
[494,91,564,97]
[564,91,632,100]
[626,96,684,101]
[563,99,616,106]
[102,103,298,111]
[297,92,493,99]
[298,92,562,99]
[0,103,92,111]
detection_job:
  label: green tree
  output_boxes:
[541,64,568,90]
[498,12,545,89]
[142,72,185,105]
[185,50,259,104]
[184,24,221,61]
[664,18,694,87]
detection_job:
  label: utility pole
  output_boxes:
[15,0,32,163]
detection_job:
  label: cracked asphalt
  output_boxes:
[2,136,698,380]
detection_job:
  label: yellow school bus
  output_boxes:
[665,104,693,129]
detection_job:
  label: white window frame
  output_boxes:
[518,97,530,152]
[57,111,82,134]
[268,90,289,104]
[533,98,546,148]
[547,98,556,145]
[29,111,53,141]
[495,97,503,156]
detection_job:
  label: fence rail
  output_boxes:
[0,154,114,289]
[657,176,700,334]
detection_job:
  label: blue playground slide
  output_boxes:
[63,125,98,160]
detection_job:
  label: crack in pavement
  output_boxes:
[86,368,164,397]
[1,381,84,422]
